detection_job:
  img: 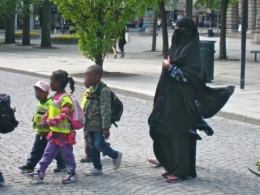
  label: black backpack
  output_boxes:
[0,94,19,134]
[89,85,123,127]
[109,90,123,127]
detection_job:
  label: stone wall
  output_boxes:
[227,4,239,32]
[252,0,260,44]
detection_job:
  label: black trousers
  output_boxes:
[118,42,126,54]
[26,134,65,168]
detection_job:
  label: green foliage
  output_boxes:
[0,0,16,19]
[52,0,155,63]
[194,0,239,11]
[0,0,42,19]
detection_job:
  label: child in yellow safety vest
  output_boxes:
[25,70,78,184]
[19,81,65,173]
[80,87,94,163]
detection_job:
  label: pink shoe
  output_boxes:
[166,175,182,183]
[147,158,160,166]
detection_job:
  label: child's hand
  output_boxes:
[103,129,110,139]
[162,57,171,69]
[41,120,49,128]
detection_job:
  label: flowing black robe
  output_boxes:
[148,18,234,179]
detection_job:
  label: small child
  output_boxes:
[80,87,111,163]
[80,87,94,163]
[26,70,78,184]
[84,65,122,176]
[19,81,66,173]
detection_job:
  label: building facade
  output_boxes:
[227,0,260,44]
[166,0,260,44]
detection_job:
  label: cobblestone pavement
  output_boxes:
[0,71,259,195]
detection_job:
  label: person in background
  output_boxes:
[118,26,127,58]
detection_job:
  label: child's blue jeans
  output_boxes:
[88,131,118,170]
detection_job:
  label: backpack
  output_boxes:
[0,94,19,134]
[93,85,123,127]
[57,94,84,130]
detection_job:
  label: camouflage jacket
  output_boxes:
[84,81,111,132]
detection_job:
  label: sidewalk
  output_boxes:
[0,32,259,125]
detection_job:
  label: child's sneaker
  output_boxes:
[25,171,44,183]
[62,172,78,184]
[18,165,34,173]
[53,166,67,173]
[85,169,103,176]
[113,152,123,170]
[0,172,5,186]
[80,156,93,163]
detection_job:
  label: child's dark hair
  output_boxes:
[52,70,75,94]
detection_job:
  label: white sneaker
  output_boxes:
[62,172,78,184]
[113,152,123,170]
[85,169,103,176]
[25,171,44,183]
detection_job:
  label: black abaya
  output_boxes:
[148,18,234,179]
[150,126,197,179]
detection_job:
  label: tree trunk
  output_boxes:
[94,28,105,67]
[152,10,158,51]
[4,0,16,44]
[41,0,52,48]
[22,0,30,46]
[219,0,229,59]
[95,55,104,67]
[158,0,169,55]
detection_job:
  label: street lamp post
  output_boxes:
[186,0,193,18]
[240,0,248,89]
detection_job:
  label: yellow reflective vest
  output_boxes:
[81,87,94,110]
[33,99,52,133]
[48,95,73,134]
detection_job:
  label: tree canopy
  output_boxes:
[52,0,156,66]
[194,0,239,11]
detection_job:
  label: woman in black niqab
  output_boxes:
[148,18,234,183]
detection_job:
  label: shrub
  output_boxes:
[51,34,78,44]
[15,31,40,39]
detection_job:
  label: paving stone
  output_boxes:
[0,71,259,195]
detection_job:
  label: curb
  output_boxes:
[1,67,259,126]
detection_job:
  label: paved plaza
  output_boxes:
[0,30,260,194]
[0,71,259,195]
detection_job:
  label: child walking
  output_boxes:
[80,87,111,163]
[80,87,94,163]
[19,81,66,173]
[84,65,122,176]
[26,70,78,184]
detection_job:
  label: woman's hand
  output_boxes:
[162,57,171,69]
